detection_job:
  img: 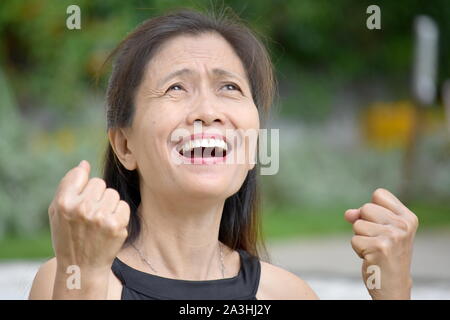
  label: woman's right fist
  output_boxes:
[48,160,130,272]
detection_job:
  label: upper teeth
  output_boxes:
[179,138,228,153]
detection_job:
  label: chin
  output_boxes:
[181,179,238,201]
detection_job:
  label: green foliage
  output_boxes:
[0,230,53,260]
[1,0,449,114]
[260,121,450,208]
[0,68,107,239]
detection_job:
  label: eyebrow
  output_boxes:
[157,68,245,87]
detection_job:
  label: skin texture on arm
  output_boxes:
[29,256,122,300]
[28,257,56,300]
[28,256,111,300]
[51,263,111,300]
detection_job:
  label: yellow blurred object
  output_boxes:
[361,100,445,150]
[31,127,76,154]
[54,128,75,154]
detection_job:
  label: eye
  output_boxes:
[166,84,184,93]
[222,83,241,92]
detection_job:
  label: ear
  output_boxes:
[108,128,137,171]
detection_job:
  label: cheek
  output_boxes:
[137,105,172,139]
[250,108,260,130]
[244,108,260,167]
[133,112,166,162]
[228,102,260,129]
[245,104,260,129]
[226,106,260,169]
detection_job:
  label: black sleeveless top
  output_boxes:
[111,248,261,300]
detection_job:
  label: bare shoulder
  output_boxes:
[28,257,57,299]
[256,261,319,300]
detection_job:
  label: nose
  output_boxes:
[186,95,226,127]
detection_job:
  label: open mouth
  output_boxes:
[177,137,229,159]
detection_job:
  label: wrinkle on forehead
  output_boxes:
[144,32,249,87]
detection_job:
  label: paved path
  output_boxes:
[1,227,450,299]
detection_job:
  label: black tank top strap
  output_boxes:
[111,248,261,300]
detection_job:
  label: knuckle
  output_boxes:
[350,235,359,247]
[372,188,386,202]
[89,213,104,226]
[355,219,364,228]
[116,227,128,240]
[105,187,119,196]
[74,200,87,215]
[352,220,362,232]
[111,225,128,239]
[375,238,391,256]
[350,237,363,258]
[121,228,129,239]
[396,219,409,231]
[55,195,72,212]
[123,218,130,229]
[90,177,107,189]
[359,208,368,220]
[105,188,120,201]
[110,218,119,228]
[387,226,402,241]
[73,200,94,221]
[118,200,131,214]
[361,203,373,213]
[104,219,122,235]
[365,253,377,265]
[108,220,119,231]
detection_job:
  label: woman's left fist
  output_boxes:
[345,188,419,299]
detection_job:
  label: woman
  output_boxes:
[29,8,418,300]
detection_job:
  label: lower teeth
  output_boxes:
[180,147,225,158]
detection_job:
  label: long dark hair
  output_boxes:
[102,8,275,261]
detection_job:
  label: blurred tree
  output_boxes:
[0,0,449,117]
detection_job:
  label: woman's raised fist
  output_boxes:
[48,160,130,272]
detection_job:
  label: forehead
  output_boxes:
[145,32,248,82]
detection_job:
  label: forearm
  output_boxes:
[369,277,413,300]
[52,264,110,300]
[370,290,411,300]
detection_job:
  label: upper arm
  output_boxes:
[28,257,57,300]
[257,261,319,300]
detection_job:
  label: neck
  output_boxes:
[132,189,227,280]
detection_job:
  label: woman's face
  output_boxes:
[125,32,259,202]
